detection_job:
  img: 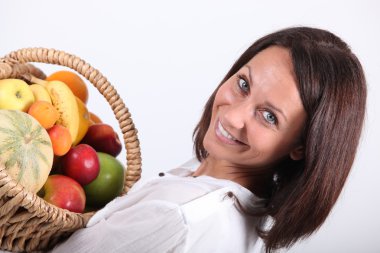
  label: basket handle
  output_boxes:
[0,48,141,193]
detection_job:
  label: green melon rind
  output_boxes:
[0,109,54,193]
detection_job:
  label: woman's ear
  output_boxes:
[290,145,304,160]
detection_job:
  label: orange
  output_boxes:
[73,97,91,145]
[28,101,59,129]
[48,125,72,156]
[89,112,102,125]
[46,70,89,104]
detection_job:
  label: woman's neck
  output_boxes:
[192,156,274,198]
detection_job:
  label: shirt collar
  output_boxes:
[168,157,266,210]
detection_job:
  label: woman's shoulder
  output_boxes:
[178,184,264,252]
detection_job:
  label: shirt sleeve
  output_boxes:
[50,200,188,253]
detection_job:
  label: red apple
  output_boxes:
[81,123,122,157]
[38,175,86,213]
[62,144,100,185]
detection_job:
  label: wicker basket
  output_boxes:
[0,48,142,252]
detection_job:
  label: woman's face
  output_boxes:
[203,46,307,170]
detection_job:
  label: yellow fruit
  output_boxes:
[0,79,35,112]
[31,77,79,144]
[89,112,102,124]
[0,109,53,193]
[46,70,89,104]
[29,84,52,104]
[73,97,90,145]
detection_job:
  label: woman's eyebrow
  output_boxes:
[243,65,288,122]
[244,65,253,85]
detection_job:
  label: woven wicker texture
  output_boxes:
[0,48,142,252]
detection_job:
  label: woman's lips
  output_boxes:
[215,120,245,145]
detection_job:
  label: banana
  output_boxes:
[73,96,90,145]
[31,77,79,144]
[29,84,52,104]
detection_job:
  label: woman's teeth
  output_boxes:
[218,121,237,141]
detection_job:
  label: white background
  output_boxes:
[1,1,379,252]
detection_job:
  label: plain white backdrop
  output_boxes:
[1,1,379,252]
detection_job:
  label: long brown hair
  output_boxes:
[193,27,367,252]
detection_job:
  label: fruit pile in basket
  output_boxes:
[0,70,125,213]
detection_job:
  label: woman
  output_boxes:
[52,27,366,253]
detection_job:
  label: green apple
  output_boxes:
[84,152,125,208]
[0,79,35,112]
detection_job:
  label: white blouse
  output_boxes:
[50,158,265,253]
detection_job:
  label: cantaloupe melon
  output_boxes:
[0,109,53,193]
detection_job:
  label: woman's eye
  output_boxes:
[262,111,277,125]
[238,77,249,92]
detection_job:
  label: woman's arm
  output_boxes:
[51,200,188,253]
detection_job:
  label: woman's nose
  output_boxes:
[222,102,250,130]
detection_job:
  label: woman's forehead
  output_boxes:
[244,46,293,76]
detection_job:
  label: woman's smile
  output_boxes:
[215,119,246,146]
